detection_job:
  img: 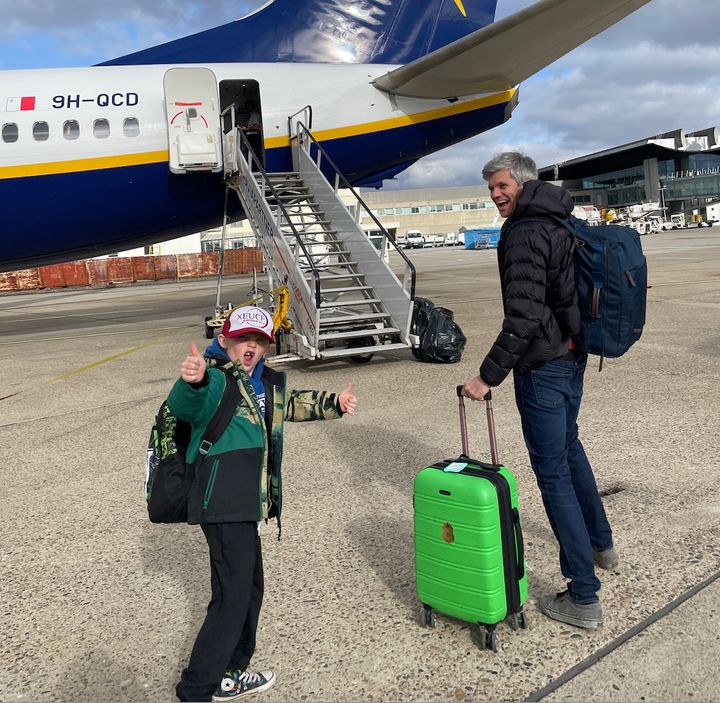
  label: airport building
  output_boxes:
[191,185,498,252]
[539,126,720,223]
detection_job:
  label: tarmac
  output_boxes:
[1,228,719,703]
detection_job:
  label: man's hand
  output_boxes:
[462,375,491,401]
[338,382,357,416]
[180,343,207,384]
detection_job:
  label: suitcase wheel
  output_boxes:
[420,605,436,629]
[508,610,529,631]
[478,626,498,652]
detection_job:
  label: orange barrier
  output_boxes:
[177,252,219,279]
[0,268,43,291]
[0,249,264,292]
[154,254,178,280]
[131,256,156,281]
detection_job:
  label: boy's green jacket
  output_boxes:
[167,361,343,526]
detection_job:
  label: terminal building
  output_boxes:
[538,126,720,223]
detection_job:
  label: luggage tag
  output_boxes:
[443,461,467,473]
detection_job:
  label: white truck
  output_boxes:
[423,233,445,248]
[405,230,425,249]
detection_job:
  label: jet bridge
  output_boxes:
[217,105,416,363]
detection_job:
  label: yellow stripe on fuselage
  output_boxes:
[265,89,516,148]
[0,89,516,179]
[0,150,169,179]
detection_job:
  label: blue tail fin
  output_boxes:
[101,0,498,66]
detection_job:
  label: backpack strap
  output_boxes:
[195,368,240,460]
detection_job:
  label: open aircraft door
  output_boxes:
[164,68,222,174]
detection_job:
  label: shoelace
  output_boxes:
[238,671,263,687]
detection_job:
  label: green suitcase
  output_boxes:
[413,387,528,651]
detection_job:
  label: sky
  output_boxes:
[1,0,718,190]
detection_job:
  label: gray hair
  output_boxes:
[482,152,538,184]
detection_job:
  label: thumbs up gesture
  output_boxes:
[180,342,207,383]
[338,382,357,416]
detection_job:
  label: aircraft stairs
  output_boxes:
[219,106,417,363]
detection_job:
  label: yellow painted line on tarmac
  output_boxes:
[45,338,163,384]
[0,326,195,401]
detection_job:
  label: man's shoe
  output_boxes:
[212,669,276,701]
[538,590,603,629]
[593,547,619,570]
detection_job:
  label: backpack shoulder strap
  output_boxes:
[196,367,240,459]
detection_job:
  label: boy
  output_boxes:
[169,306,357,702]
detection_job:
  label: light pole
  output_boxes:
[659,184,668,223]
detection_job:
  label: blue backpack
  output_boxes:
[557,216,647,364]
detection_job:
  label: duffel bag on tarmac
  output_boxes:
[413,386,527,651]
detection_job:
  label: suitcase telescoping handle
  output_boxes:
[456,385,499,465]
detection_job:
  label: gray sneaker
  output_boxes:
[593,547,619,570]
[538,590,603,629]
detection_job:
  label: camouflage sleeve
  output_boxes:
[284,389,343,422]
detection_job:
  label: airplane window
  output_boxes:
[123,118,140,137]
[93,119,110,139]
[33,122,50,141]
[2,123,19,143]
[63,120,80,140]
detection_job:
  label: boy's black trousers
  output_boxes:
[176,521,264,702]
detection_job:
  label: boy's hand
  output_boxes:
[338,382,357,416]
[180,343,207,383]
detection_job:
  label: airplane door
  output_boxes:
[164,67,222,174]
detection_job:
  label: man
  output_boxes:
[462,152,617,630]
[239,100,263,168]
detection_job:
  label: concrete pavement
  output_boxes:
[1,229,719,702]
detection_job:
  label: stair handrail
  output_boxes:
[221,104,322,309]
[292,121,416,300]
[288,105,313,141]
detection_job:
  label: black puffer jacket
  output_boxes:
[479,180,581,386]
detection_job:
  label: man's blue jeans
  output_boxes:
[513,355,613,603]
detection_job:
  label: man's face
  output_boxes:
[487,169,523,218]
[219,332,271,372]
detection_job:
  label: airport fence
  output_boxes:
[0,248,264,292]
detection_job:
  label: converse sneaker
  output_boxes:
[212,669,276,701]
[538,590,603,629]
[593,547,619,570]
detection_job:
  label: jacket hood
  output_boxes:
[511,180,574,221]
[204,337,230,363]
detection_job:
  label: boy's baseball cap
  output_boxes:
[221,306,275,343]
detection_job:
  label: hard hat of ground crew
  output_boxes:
[221,306,275,343]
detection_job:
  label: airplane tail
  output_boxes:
[100,0,498,66]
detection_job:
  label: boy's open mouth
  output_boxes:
[243,350,255,365]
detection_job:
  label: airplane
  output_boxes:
[0,0,651,272]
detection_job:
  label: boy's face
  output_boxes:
[219,332,271,372]
[487,169,523,219]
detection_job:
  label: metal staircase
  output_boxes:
[220,104,416,362]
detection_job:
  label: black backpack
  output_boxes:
[144,369,239,523]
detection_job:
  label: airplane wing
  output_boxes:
[372,0,651,99]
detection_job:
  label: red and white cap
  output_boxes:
[221,306,275,343]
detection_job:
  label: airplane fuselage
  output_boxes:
[0,63,516,270]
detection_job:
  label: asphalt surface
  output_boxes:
[1,229,719,702]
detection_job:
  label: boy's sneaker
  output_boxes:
[538,590,603,629]
[593,547,619,570]
[212,669,276,701]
